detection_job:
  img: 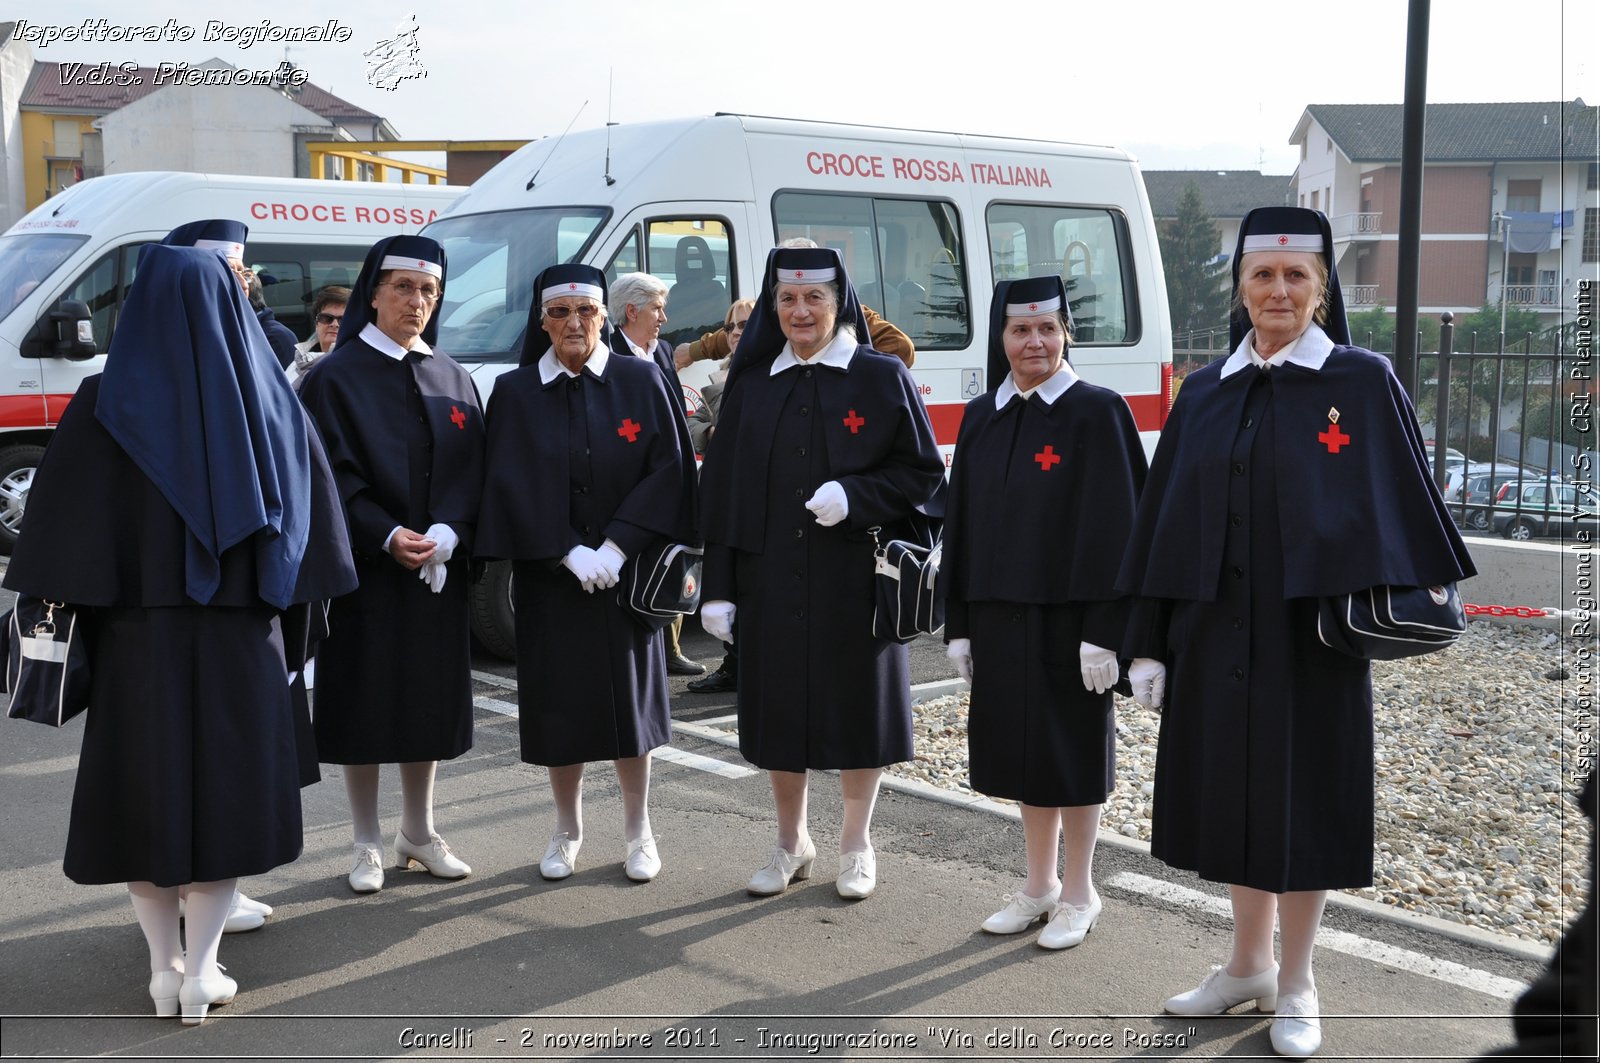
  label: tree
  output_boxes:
[1158,182,1229,340]
[1453,303,1546,353]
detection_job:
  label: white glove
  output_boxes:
[701,600,735,643]
[423,523,459,564]
[594,539,626,590]
[562,544,606,593]
[1128,657,1167,712]
[946,638,973,684]
[1079,641,1119,695]
[804,480,849,527]
[418,560,447,594]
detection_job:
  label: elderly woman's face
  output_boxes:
[1240,251,1322,353]
[541,296,605,365]
[1002,313,1066,391]
[774,282,838,358]
[314,301,346,352]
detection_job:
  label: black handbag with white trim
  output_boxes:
[1316,583,1465,661]
[620,541,704,632]
[2,597,91,727]
[870,525,944,645]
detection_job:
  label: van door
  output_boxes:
[36,241,145,416]
[596,206,752,350]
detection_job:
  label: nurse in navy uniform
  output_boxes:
[297,235,486,895]
[698,246,944,900]
[1116,207,1474,1058]
[3,244,356,1023]
[477,265,697,883]
[943,276,1145,950]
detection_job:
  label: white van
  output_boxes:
[0,171,464,551]
[421,113,1173,656]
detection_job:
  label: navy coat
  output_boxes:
[256,305,300,369]
[4,375,356,885]
[699,343,944,771]
[944,375,1145,806]
[478,352,697,765]
[297,335,485,764]
[1116,336,1476,891]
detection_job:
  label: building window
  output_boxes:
[1584,207,1599,263]
[1325,137,1332,154]
[1506,179,1541,213]
[1311,189,1320,210]
[1588,163,1598,190]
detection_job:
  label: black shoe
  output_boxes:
[666,653,706,676]
[686,666,736,693]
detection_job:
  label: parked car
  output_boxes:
[1491,479,1598,540]
[1453,464,1540,530]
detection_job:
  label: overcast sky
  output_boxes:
[9,0,1596,175]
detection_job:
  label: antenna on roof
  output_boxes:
[603,68,616,187]
[526,100,589,191]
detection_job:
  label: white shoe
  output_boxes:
[747,839,817,896]
[149,969,183,1018]
[624,837,661,882]
[394,829,471,879]
[222,890,266,934]
[232,892,273,918]
[1164,963,1280,1015]
[1271,990,1322,1058]
[348,843,384,894]
[1037,890,1101,949]
[540,832,582,880]
[836,848,877,899]
[981,883,1061,934]
[179,968,237,1026]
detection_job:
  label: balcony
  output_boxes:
[1503,284,1561,307]
[1344,284,1380,306]
[41,141,83,161]
[1330,212,1383,241]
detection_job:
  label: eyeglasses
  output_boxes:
[727,319,749,333]
[316,312,344,326]
[381,281,441,302]
[544,304,600,319]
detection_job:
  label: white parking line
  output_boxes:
[1108,872,1528,1002]
[471,669,520,692]
[654,745,758,779]
[473,695,520,717]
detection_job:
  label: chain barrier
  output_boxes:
[1463,603,1555,618]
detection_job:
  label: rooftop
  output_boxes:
[1141,170,1292,219]
[1297,99,1597,161]
[19,60,380,125]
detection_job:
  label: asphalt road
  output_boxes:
[0,606,1558,1061]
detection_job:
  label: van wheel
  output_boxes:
[1504,518,1537,541]
[1466,508,1491,531]
[469,560,518,661]
[0,444,46,555]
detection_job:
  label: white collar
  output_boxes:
[360,321,432,361]
[769,329,857,376]
[1219,321,1335,378]
[996,360,1079,409]
[621,332,656,359]
[538,342,610,384]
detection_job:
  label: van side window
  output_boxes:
[986,204,1137,345]
[635,218,734,348]
[606,230,642,282]
[249,244,372,340]
[60,247,134,353]
[774,192,969,351]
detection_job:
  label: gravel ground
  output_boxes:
[898,621,1594,946]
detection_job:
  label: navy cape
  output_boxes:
[1117,345,1475,602]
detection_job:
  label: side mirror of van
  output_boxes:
[46,299,98,360]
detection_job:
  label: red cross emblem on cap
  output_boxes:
[794,270,804,278]
[1029,302,1039,311]
[1277,235,1289,246]
[567,283,577,290]
[416,259,426,267]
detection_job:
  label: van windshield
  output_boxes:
[424,206,609,363]
[0,232,90,325]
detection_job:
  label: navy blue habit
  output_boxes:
[478,273,697,765]
[699,247,944,771]
[3,245,356,886]
[297,235,486,764]
[944,276,1146,806]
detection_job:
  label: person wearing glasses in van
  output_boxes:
[942,275,1145,952]
[477,264,697,884]
[1116,207,1474,1058]
[697,245,943,900]
[297,235,486,896]
[289,285,350,387]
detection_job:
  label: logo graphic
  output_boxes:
[365,14,426,91]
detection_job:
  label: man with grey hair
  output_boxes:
[608,271,705,677]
